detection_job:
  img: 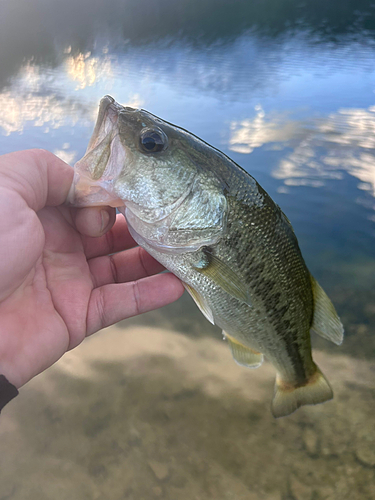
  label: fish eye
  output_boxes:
[139,128,167,153]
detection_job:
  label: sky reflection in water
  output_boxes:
[0,29,374,286]
[0,1,374,296]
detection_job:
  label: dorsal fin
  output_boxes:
[310,276,344,345]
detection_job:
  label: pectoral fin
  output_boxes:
[183,283,215,325]
[224,332,263,368]
[310,276,344,345]
[194,251,251,305]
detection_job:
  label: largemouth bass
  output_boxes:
[68,96,344,418]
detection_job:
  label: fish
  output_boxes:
[68,95,344,418]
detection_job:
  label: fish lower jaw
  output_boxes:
[125,217,207,255]
[121,206,222,255]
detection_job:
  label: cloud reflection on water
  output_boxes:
[0,63,96,136]
[0,51,151,139]
[65,51,114,90]
[229,105,375,202]
[53,145,77,165]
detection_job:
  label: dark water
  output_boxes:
[0,1,375,499]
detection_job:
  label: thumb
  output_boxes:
[0,149,74,211]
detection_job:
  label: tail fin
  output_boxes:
[271,366,333,418]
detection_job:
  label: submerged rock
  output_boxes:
[0,325,374,499]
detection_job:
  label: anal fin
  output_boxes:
[224,332,263,368]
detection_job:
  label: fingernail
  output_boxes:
[100,209,110,232]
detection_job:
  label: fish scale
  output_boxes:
[200,167,314,383]
[68,95,344,418]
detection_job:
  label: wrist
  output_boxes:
[0,374,19,413]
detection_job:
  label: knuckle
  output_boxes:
[96,287,108,329]
[138,247,149,276]
[105,226,115,255]
[132,280,142,316]
[109,254,119,283]
[28,148,52,164]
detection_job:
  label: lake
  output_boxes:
[0,0,374,498]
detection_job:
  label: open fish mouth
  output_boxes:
[66,96,128,208]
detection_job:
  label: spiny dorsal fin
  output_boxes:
[310,276,344,345]
[272,365,333,418]
[224,332,263,368]
[194,251,251,306]
[183,283,215,325]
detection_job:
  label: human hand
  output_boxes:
[0,149,184,388]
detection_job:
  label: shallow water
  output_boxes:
[0,1,374,498]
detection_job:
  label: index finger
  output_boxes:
[82,214,137,259]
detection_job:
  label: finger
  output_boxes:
[89,246,165,287]
[86,273,185,335]
[0,149,74,211]
[82,214,137,259]
[71,206,116,237]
